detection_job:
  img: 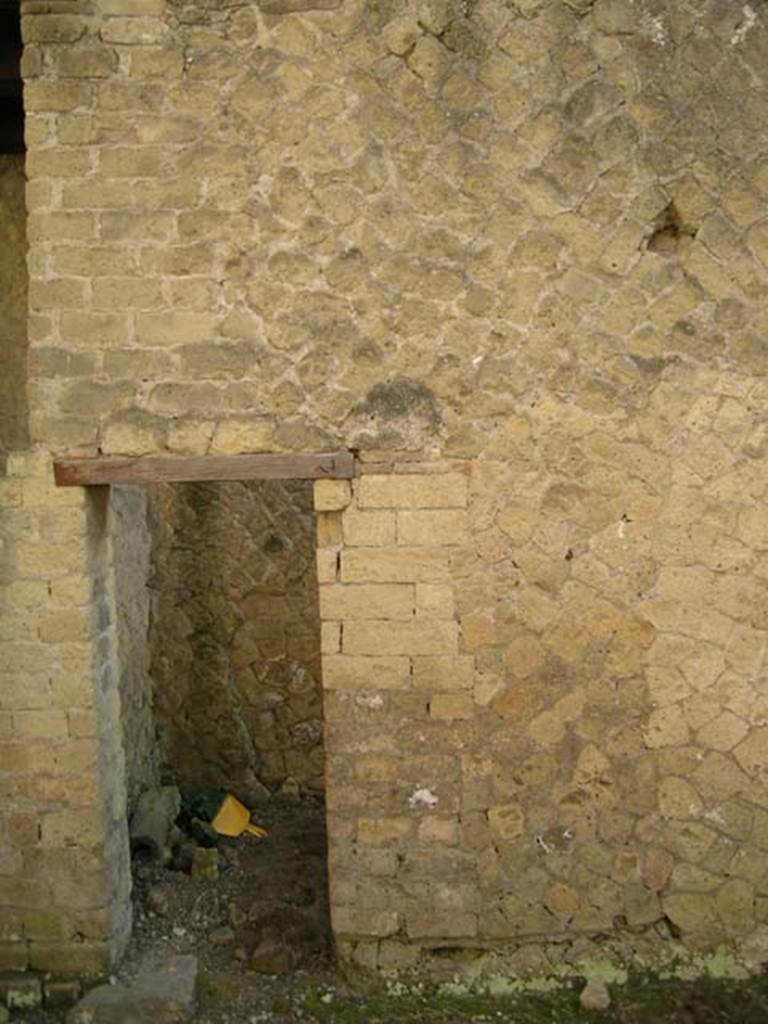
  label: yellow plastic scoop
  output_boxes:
[212,794,268,840]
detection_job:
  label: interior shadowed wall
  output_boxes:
[0,154,28,452]
[148,479,324,800]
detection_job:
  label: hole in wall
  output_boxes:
[646,201,697,254]
[109,479,331,975]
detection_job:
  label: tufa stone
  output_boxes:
[579,979,611,1011]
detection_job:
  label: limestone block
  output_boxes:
[341,548,450,584]
[343,619,458,657]
[319,583,414,621]
[342,509,396,547]
[397,509,468,546]
[358,475,468,510]
[322,655,410,690]
[314,478,352,512]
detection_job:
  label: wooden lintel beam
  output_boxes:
[53,451,356,487]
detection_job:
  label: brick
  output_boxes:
[20,45,43,78]
[27,212,96,242]
[418,816,459,844]
[56,115,97,146]
[343,620,459,657]
[38,609,92,643]
[53,46,118,79]
[101,0,166,13]
[24,80,92,112]
[100,149,166,180]
[40,810,103,847]
[8,813,41,848]
[28,278,87,311]
[0,911,23,942]
[316,549,338,584]
[0,673,50,709]
[341,548,450,583]
[24,910,73,941]
[398,509,469,546]
[100,17,169,45]
[412,655,474,690]
[0,948,33,978]
[430,692,474,719]
[316,511,343,547]
[28,941,110,978]
[0,878,50,911]
[13,710,68,740]
[322,655,410,690]
[128,48,184,79]
[314,478,351,512]
[62,181,135,209]
[415,583,454,619]
[358,474,468,509]
[0,643,58,677]
[44,979,83,1008]
[319,584,414,621]
[22,15,87,44]
[357,817,411,845]
[51,246,136,277]
[355,754,400,781]
[321,621,341,655]
[68,710,96,739]
[60,312,131,347]
[342,509,396,546]
[135,116,198,145]
[92,278,163,310]
[25,149,92,178]
[135,312,217,345]
[101,211,176,241]
[138,242,215,274]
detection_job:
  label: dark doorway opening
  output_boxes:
[0,0,24,155]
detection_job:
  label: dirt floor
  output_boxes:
[11,801,768,1023]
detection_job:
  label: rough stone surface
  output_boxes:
[111,486,158,815]
[0,155,28,452]
[4,0,768,984]
[128,786,180,858]
[0,973,42,1009]
[66,954,197,1024]
[148,480,323,794]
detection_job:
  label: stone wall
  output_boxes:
[9,0,768,979]
[111,486,158,815]
[0,154,29,452]
[148,479,324,796]
[0,452,130,976]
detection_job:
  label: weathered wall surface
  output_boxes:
[110,486,158,814]
[0,452,131,976]
[148,480,324,796]
[0,154,29,452]
[14,0,768,975]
